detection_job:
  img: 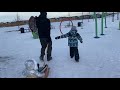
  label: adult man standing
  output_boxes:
[36,12,52,61]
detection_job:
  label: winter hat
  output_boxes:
[71,26,77,31]
[40,12,47,16]
[39,12,47,18]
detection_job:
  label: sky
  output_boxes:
[0,12,90,22]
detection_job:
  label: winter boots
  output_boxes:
[39,38,52,61]
[40,55,44,61]
[47,56,52,61]
[40,55,52,61]
[71,54,79,62]
[75,55,79,62]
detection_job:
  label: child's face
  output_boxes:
[71,30,77,34]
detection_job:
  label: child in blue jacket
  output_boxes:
[55,26,83,62]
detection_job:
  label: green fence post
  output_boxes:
[94,12,100,38]
[101,12,105,35]
[119,21,120,30]
[104,12,107,28]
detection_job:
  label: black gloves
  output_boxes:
[55,36,60,39]
[80,40,83,43]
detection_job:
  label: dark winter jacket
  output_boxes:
[55,26,83,47]
[36,15,51,39]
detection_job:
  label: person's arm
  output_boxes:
[55,32,69,39]
[77,33,83,43]
[48,19,51,30]
[61,32,69,38]
[46,19,51,30]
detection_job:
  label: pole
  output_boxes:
[117,12,119,20]
[112,12,114,22]
[82,12,83,23]
[88,12,90,22]
[119,21,120,30]
[93,12,94,21]
[104,12,107,28]
[81,12,83,29]
[101,12,104,35]
[68,12,70,26]
[94,12,100,38]
[17,12,20,30]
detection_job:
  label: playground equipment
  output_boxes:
[101,12,105,35]
[112,12,114,22]
[59,18,73,35]
[104,12,107,28]
[94,12,107,38]
[117,12,119,30]
[119,21,120,30]
[94,12,100,38]
[117,12,119,20]
[88,12,91,22]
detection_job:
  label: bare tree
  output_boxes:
[68,12,71,26]
[82,12,83,23]
[88,12,90,22]
[15,12,21,30]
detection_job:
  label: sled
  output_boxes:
[43,67,50,78]
[37,64,50,78]
[29,16,39,39]
[25,66,50,78]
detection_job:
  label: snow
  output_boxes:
[0,14,120,78]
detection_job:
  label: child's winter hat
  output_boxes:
[71,26,77,31]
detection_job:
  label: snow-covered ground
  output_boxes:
[0,15,120,78]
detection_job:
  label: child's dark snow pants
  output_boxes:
[70,47,79,61]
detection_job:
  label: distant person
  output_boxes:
[55,26,83,62]
[36,12,52,61]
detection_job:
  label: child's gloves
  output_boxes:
[80,40,83,43]
[55,36,60,39]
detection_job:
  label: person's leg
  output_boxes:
[47,38,52,61]
[70,47,74,58]
[70,47,72,57]
[40,38,47,60]
[74,47,79,62]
